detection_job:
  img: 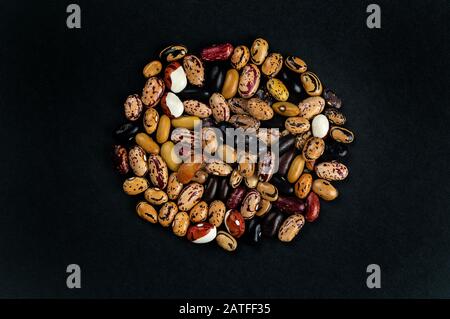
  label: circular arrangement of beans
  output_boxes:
[112,38,355,252]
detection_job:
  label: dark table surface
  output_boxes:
[0,0,448,298]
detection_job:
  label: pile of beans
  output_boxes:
[112,38,354,251]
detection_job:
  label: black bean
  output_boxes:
[270,175,294,196]
[273,195,306,215]
[261,211,285,237]
[202,176,218,202]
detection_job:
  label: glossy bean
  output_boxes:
[202,176,219,202]
[226,185,246,209]
[261,211,284,237]
[273,195,306,215]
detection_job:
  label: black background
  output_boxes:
[0,0,448,298]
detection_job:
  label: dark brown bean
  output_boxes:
[226,185,247,209]
[245,219,262,244]
[305,191,320,222]
[259,114,285,128]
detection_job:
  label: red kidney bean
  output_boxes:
[305,191,320,222]
[201,43,234,62]
[177,87,211,103]
[226,185,246,209]
[273,195,306,215]
[277,147,296,176]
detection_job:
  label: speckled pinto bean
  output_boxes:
[172,211,190,237]
[246,98,274,121]
[208,200,226,227]
[183,55,205,87]
[300,71,323,96]
[302,137,325,161]
[183,100,211,118]
[144,187,168,205]
[143,60,162,78]
[142,77,165,107]
[250,38,269,65]
[124,94,143,121]
[209,93,230,122]
[123,177,149,195]
[148,154,168,189]
[113,145,129,175]
[158,202,178,227]
[285,56,307,73]
[177,182,204,212]
[136,201,158,224]
[216,231,238,251]
[261,53,283,77]
[231,45,250,70]
[189,201,209,223]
